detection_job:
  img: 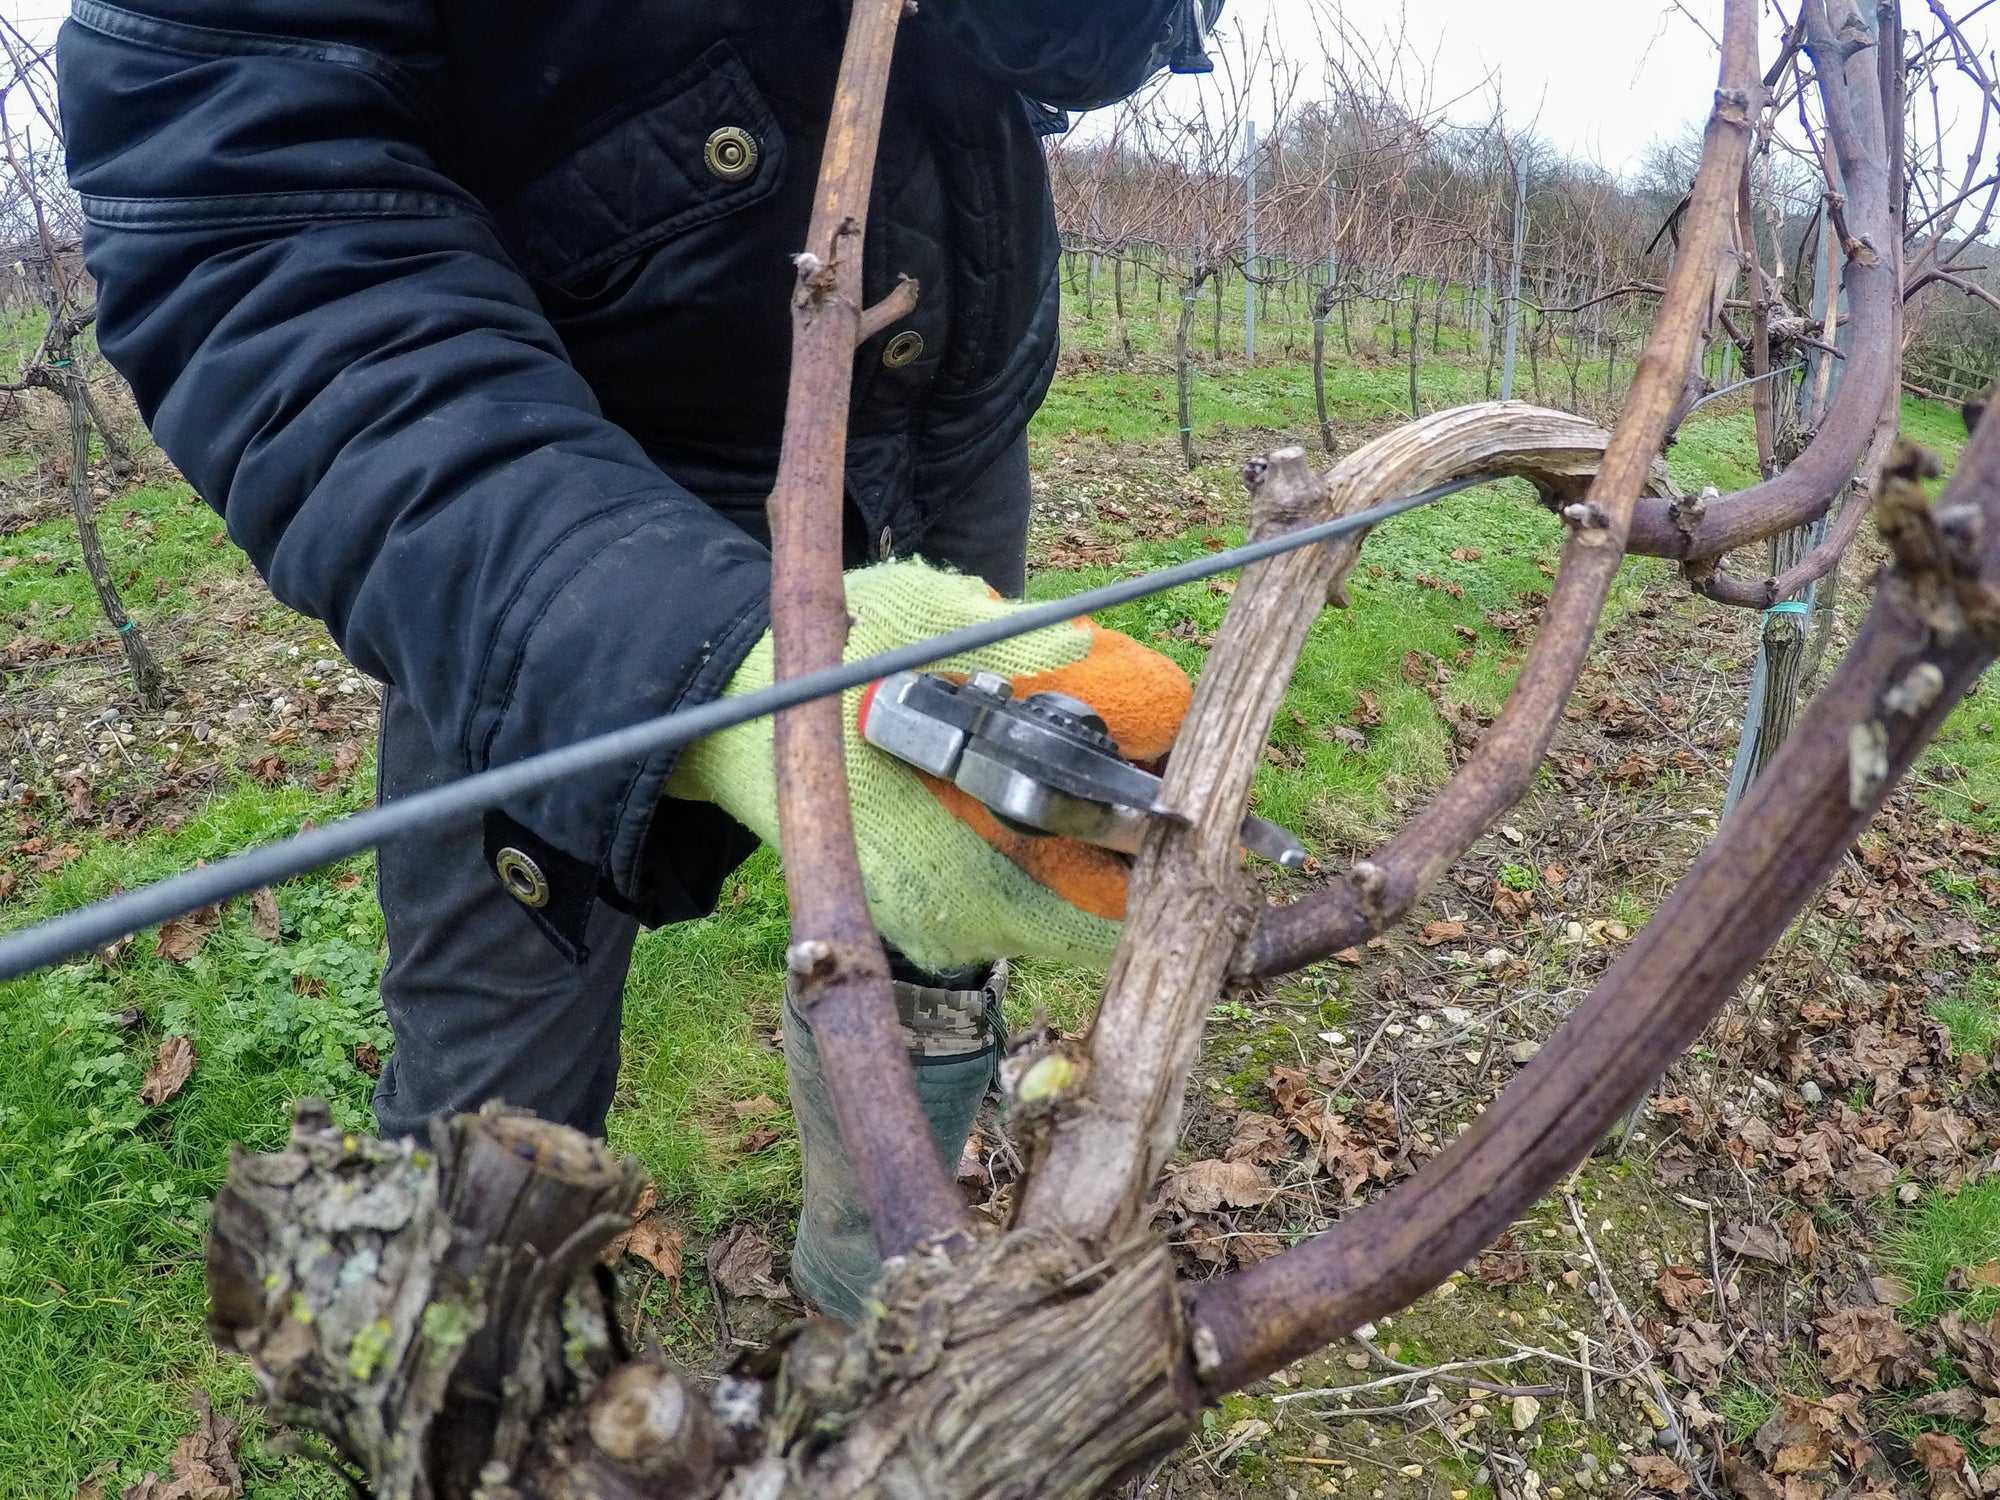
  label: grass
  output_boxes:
[1,479,237,644]
[0,776,379,1498]
[1932,990,2000,1060]
[1052,258,1656,406]
[1719,1382,1781,1443]
[0,286,1967,1493]
[1882,1181,2000,1468]
[1029,361,1496,450]
[1889,1181,2000,1323]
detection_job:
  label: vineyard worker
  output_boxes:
[61,0,1220,1318]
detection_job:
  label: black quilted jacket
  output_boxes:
[59,0,1184,949]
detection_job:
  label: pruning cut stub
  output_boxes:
[1881,661,1946,718]
[1848,720,1891,809]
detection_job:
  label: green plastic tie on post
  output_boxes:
[1765,600,1810,617]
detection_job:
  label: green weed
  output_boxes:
[1887,1180,2000,1322]
[1932,990,2000,1061]
[1719,1383,1779,1444]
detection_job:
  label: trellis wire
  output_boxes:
[0,471,1504,981]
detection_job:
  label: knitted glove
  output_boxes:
[666,561,1193,972]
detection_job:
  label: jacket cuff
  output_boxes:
[470,504,772,957]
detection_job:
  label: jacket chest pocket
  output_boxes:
[493,41,785,293]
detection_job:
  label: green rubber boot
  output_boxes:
[784,959,1005,1322]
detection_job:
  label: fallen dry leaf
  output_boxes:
[1785,1209,1821,1266]
[1750,1392,1850,1481]
[1904,1106,1977,1170]
[154,906,221,964]
[120,1392,241,1500]
[1630,1453,1691,1495]
[600,1182,662,1264]
[1265,1066,1315,1118]
[31,840,82,873]
[738,1126,781,1154]
[1941,1309,2000,1393]
[248,887,282,943]
[1228,1232,1282,1268]
[1870,1274,1914,1306]
[0,868,15,901]
[1415,918,1468,947]
[1720,1220,1792,1266]
[1180,1216,1231,1266]
[1163,1158,1277,1216]
[1914,1430,1976,1499]
[1476,1230,1531,1286]
[1668,1320,1729,1391]
[1815,1305,1921,1392]
[139,1035,197,1107]
[1835,1145,1898,1200]
[1913,1388,1987,1422]
[1719,1451,1784,1500]
[622,1218,683,1281]
[707,1224,783,1299]
[1846,1024,1923,1101]
[730,1095,780,1119]
[1654,1264,1711,1316]
[1223,1112,1293,1166]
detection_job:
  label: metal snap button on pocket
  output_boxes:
[704,126,760,183]
[882,330,925,368]
[494,847,551,909]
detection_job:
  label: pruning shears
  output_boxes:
[860,670,1308,868]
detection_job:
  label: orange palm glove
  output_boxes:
[667,563,1193,971]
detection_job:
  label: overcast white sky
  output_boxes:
[1178,0,1729,174]
[5,0,1990,185]
[3,2,1726,174]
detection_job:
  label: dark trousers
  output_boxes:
[370,437,1032,1139]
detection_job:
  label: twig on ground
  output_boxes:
[1307,1391,1445,1421]
[1566,1192,1704,1483]
[1491,1339,1643,1380]
[1706,1201,1731,1338]
[1273,1350,1540,1403]
[1325,1010,1396,1098]
[1354,1334,1561,1398]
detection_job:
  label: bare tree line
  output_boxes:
[1047,4,2000,456]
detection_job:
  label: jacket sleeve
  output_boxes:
[58,0,773,952]
[919,0,1190,110]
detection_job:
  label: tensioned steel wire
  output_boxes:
[0,471,1509,980]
